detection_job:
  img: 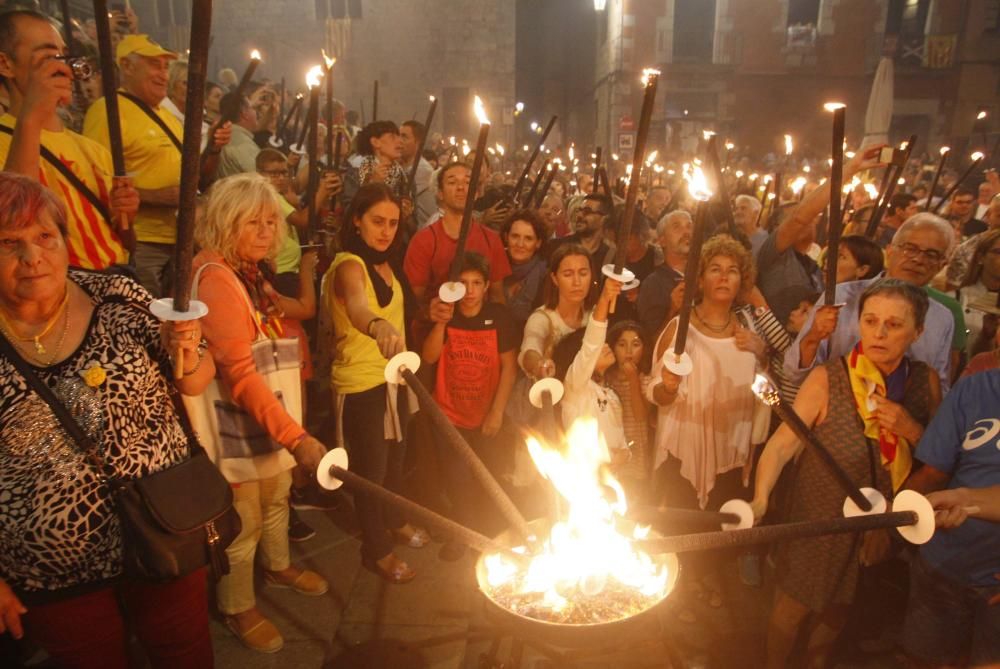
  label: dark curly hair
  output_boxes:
[356,120,400,156]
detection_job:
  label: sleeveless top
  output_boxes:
[651,315,758,508]
[778,358,932,612]
[325,252,406,395]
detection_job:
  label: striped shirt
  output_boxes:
[0,114,128,270]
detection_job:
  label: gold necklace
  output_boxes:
[0,303,70,366]
[0,289,69,355]
[694,306,732,334]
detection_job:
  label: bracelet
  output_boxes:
[365,317,385,337]
[182,340,208,377]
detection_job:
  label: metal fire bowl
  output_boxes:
[474,518,680,649]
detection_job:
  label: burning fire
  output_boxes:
[685,164,713,202]
[641,68,661,86]
[305,65,323,89]
[322,49,336,70]
[250,49,261,61]
[474,95,490,126]
[784,134,794,156]
[482,418,669,622]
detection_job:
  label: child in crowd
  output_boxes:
[604,321,653,500]
[551,278,630,474]
[422,253,519,556]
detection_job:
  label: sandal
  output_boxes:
[392,525,430,548]
[224,615,284,653]
[362,554,416,585]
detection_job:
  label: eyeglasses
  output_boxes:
[577,207,605,217]
[894,242,945,264]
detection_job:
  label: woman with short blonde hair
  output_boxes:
[192,173,327,654]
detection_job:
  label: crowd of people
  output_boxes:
[0,5,999,668]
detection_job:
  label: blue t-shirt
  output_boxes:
[916,370,1000,587]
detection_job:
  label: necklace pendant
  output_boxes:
[33,339,46,355]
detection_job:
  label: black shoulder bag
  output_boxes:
[0,333,240,582]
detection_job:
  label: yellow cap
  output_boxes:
[116,34,177,62]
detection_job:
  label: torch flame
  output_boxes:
[864,183,879,199]
[495,143,505,156]
[939,146,950,156]
[250,49,261,61]
[972,151,985,161]
[790,176,807,195]
[429,95,436,102]
[751,373,780,406]
[784,134,793,156]
[645,150,658,164]
[641,68,661,86]
[305,65,323,89]
[703,130,716,140]
[977,111,988,120]
[685,164,713,202]
[473,95,490,125]
[823,101,845,112]
[483,418,669,615]
[321,49,336,70]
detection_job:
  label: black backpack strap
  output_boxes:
[117,92,183,153]
[0,124,113,225]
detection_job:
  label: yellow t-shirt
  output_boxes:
[274,197,301,274]
[0,114,128,269]
[325,252,405,395]
[83,93,183,245]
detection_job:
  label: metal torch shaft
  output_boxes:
[513,115,557,203]
[399,368,533,541]
[328,464,518,557]
[705,135,739,239]
[866,135,917,236]
[771,400,873,511]
[825,105,846,306]
[932,156,984,215]
[613,72,658,274]
[638,511,917,555]
[924,150,948,213]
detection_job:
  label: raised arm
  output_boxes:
[774,145,886,253]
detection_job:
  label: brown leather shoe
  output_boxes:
[224,615,284,653]
[264,568,329,596]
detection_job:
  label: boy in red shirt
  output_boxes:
[422,253,518,555]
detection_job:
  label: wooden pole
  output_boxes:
[167,0,212,377]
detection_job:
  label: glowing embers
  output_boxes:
[480,418,672,625]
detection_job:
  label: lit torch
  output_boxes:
[662,163,712,376]
[440,96,491,303]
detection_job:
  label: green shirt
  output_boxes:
[274,197,301,274]
[925,286,967,351]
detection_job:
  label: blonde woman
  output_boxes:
[192,174,328,654]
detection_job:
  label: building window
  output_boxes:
[986,0,1000,31]
[787,0,820,26]
[672,0,715,64]
[886,0,931,37]
[315,0,362,20]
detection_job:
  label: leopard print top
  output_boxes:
[0,270,190,601]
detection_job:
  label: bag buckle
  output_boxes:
[205,521,220,546]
